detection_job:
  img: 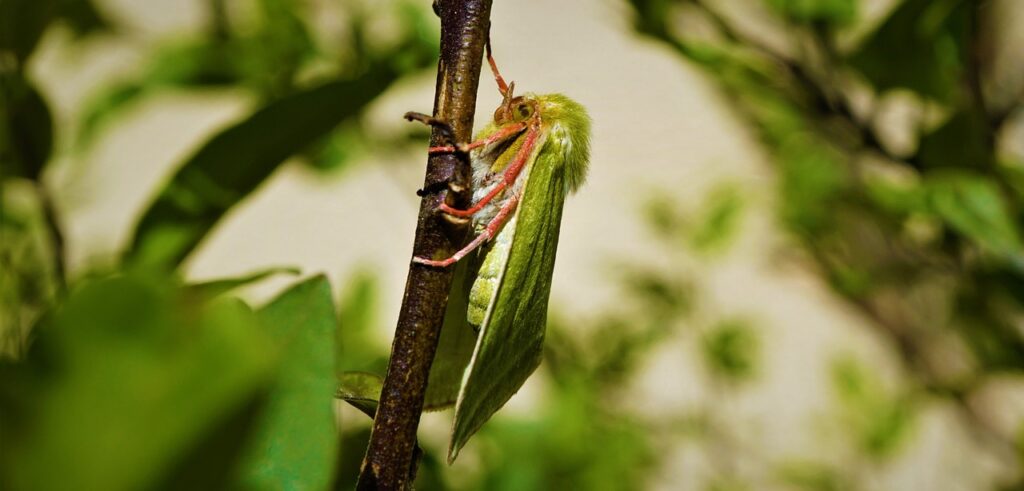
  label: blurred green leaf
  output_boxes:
[234,275,339,491]
[778,134,848,235]
[765,0,857,25]
[76,0,436,151]
[776,461,850,491]
[917,109,993,170]
[55,0,110,38]
[618,269,694,319]
[924,171,1022,257]
[236,0,317,98]
[75,42,233,148]
[707,475,751,491]
[0,0,57,63]
[1,75,54,181]
[848,0,969,102]
[187,266,301,298]
[475,378,655,491]
[336,371,383,419]
[863,169,925,215]
[337,270,389,376]
[702,319,759,382]
[338,271,377,349]
[128,64,405,267]
[0,273,277,491]
[831,357,916,458]
[688,184,745,255]
[0,181,59,359]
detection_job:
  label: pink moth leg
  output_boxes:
[486,39,510,96]
[438,124,540,218]
[427,121,526,153]
[412,194,520,267]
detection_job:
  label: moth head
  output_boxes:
[493,83,537,125]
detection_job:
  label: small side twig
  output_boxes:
[37,182,66,292]
[356,1,492,489]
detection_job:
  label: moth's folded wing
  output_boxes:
[448,149,567,461]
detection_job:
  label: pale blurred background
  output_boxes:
[5,0,1024,489]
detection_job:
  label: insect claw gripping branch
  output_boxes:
[411,118,540,267]
[411,194,521,268]
[404,40,544,268]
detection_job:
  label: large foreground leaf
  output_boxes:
[0,273,277,491]
[233,275,340,490]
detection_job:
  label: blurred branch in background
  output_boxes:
[626,0,1024,483]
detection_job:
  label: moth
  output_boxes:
[406,47,591,463]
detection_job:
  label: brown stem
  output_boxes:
[356,1,492,489]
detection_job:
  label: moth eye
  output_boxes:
[517,104,531,118]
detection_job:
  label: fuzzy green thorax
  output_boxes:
[476,92,591,194]
[531,93,591,194]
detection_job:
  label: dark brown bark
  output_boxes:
[356,1,492,489]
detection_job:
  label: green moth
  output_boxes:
[408,48,591,463]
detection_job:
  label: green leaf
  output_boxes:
[128,64,403,267]
[0,273,277,491]
[776,461,850,491]
[848,0,969,102]
[1,76,54,181]
[336,371,383,418]
[186,266,301,298]
[701,319,760,382]
[831,357,916,458]
[337,270,388,375]
[0,0,57,63]
[0,181,59,359]
[765,0,857,25]
[778,134,848,234]
[233,275,339,491]
[916,109,993,170]
[924,171,1023,257]
[688,184,745,255]
[55,0,110,38]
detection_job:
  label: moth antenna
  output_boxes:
[486,38,510,96]
[503,82,516,108]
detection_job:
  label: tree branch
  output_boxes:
[356,1,492,489]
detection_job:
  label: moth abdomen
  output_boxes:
[466,214,517,327]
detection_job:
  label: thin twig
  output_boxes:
[37,182,66,292]
[356,1,492,489]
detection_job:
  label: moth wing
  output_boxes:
[448,134,568,462]
[423,122,521,409]
[424,254,481,409]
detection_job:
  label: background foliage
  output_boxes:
[2,0,1023,489]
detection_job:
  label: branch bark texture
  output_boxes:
[356,1,492,489]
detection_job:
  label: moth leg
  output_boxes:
[428,121,527,154]
[413,195,520,267]
[404,111,526,154]
[486,37,510,96]
[404,111,454,142]
[439,125,540,218]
